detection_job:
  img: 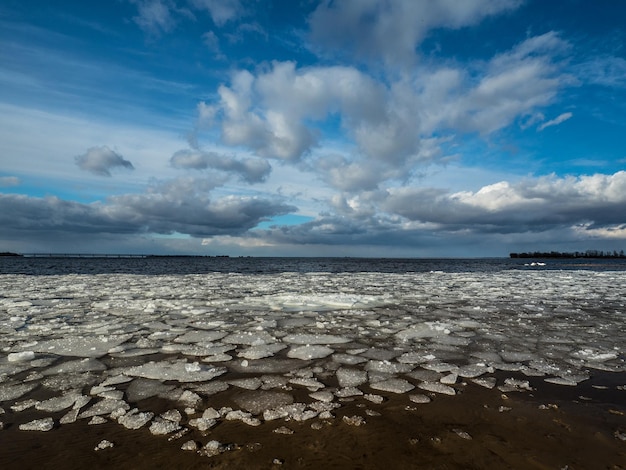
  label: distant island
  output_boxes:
[510,250,625,259]
[0,252,22,257]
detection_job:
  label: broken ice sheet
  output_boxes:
[123,360,227,382]
[31,335,133,358]
[287,345,334,360]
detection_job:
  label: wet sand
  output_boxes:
[1,371,624,469]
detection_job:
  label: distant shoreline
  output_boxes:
[510,250,625,259]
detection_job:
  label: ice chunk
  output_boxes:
[228,378,262,390]
[36,392,84,412]
[223,331,276,346]
[283,334,351,345]
[174,330,227,343]
[233,391,294,415]
[409,394,431,404]
[32,335,132,358]
[289,377,325,391]
[440,373,457,385]
[161,409,182,423]
[118,409,154,430]
[79,399,130,418]
[198,440,225,457]
[456,364,491,378]
[0,382,38,401]
[342,415,366,426]
[8,351,35,362]
[125,378,176,402]
[193,381,229,396]
[238,344,286,360]
[225,410,261,426]
[472,377,497,389]
[363,394,384,404]
[309,391,334,403]
[88,416,107,425]
[336,368,368,388]
[332,353,367,365]
[369,378,415,394]
[544,377,579,386]
[94,440,114,451]
[418,382,456,396]
[181,440,199,452]
[19,417,54,431]
[149,417,182,435]
[335,387,363,398]
[123,360,227,382]
[287,345,334,360]
[188,417,217,431]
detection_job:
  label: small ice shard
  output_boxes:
[370,378,415,394]
[178,390,202,407]
[287,345,334,360]
[161,409,182,423]
[88,416,107,425]
[363,394,384,404]
[342,415,365,426]
[19,417,54,432]
[452,429,472,440]
[118,410,154,430]
[499,378,533,392]
[309,391,334,403]
[472,377,497,389]
[181,440,199,451]
[8,351,35,362]
[94,439,114,451]
[409,394,431,404]
[365,409,381,417]
[149,417,182,435]
[225,410,261,426]
[188,417,217,431]
[202,407,221,419]
[418,381,456,396]
[336,368,368,388]
[198,440,225,457]
[544,377,579,386]
[273,426,294,434]
[440,373,458,385]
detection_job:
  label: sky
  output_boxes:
[1,0,626,257]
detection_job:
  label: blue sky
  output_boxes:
[1,0,626,257]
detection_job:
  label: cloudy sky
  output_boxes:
[1,0,626,257]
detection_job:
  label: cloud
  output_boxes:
[538,112,573,131]
[170,149,271,183]
[308,0,522,65]
[0,176,20,187]
[130,0,180,35]
[0,177,295,239]
[75,146,135,177]
[188,0,243,26]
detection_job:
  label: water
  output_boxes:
[0,256,625,463]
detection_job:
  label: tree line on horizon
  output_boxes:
[510,250,625,259]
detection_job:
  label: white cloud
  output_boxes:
[130,0,179,35]
[188,0,243,26]
[170,148,271,183]
[308,0,522,65]
[75,146,135,177]
[538,112,573,131]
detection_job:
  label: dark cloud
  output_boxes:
[0,177,295,239]
[75,146,134,177]
[170,149,271,183]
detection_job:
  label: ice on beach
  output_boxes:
[418,381,456,396]
[0,383,38,402]
[282,334,351,345]
[336,368,368,388]
[19,417,54,431]
[233,391,294,415]
[149,417,182,435]
[118,409,154,430]
[287,345,334,360]
[79,399,130,418]
[123,360,227,382]
[8,351,35,362]
[31,335,132,358]
[370,378,415,394]
[188,417,217,431]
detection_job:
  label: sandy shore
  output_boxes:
[1,371,624,469]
